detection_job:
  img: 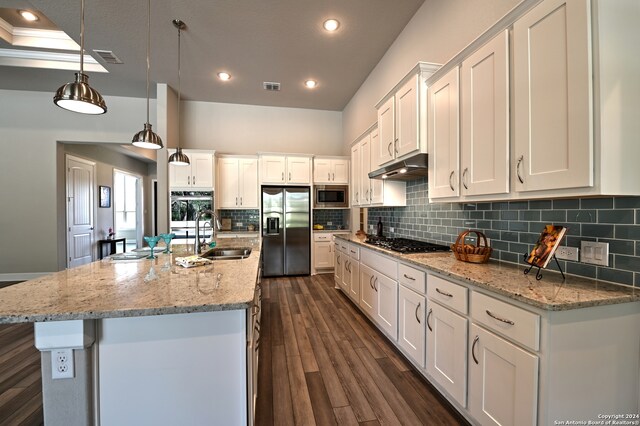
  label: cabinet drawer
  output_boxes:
[314,233,332,242]
[347,244,360,260]
[427,274,468,315]
[398,263,426,293]
[471,291,540,351]
[360,248,397,280]
[339,240,350,253]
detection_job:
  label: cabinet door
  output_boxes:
[426,301,468,407]
[360,135,371,205]
[261,156,286,184]
[169,151,192,187]
[375,272,398,341]
[468,324,538,426]
[461,31,510,197]
[377,96,395,166]
[314,241,333,269]
[513,0,592,192]
[331,159,349,184]
[350,144,360,206]
[191,153,214,189]
[359,264,377,318]
[369,129,384,204]
[341,258,351,294]
[428,67,460,199]
[348,258,360,302]
[334,246,342,284]
[287,157,311,184]
[313,158,332,184]
[239,159,258,208]
[217,158,239,208]
[398,285,425,368]
[396,75,420,158]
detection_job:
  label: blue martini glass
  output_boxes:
[143,236,161,259]
[159,233,176,254]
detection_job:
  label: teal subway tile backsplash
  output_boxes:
[368,177,640,287]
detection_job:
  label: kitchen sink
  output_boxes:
[201,247,252,260]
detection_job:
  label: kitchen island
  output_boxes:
[0,237,262,426]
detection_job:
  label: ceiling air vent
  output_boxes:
[263,81,280,91]
[93,50,123,64]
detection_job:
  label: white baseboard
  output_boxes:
[0,272,53,282]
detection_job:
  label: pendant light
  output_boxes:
[53,0,107,114]
[167,19,190,166]
[131,0,163,149]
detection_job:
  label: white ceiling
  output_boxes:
[0,0,425,111]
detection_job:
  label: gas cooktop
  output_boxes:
[364,236,450,254]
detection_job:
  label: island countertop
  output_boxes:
[0,237,261,324]
[336,235,639,311]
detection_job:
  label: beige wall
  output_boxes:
[342,0,522,149]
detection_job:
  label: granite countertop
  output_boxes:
[313,229,351,233]
[0,237,261,324]
[336,235,639,311]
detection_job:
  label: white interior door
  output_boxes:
[66,156,95,268]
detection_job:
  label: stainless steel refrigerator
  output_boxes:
[262,186,310,276]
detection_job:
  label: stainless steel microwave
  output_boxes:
[314,185,349,208]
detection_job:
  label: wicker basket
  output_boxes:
[451,230,492,264]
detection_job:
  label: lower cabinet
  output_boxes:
[313,241,333,269]
[426,300,468,407]
[375,272,398,341]
[468,323,538,426]
[333,242,342,284]
[359,264,377,318]
[398,285,425,368]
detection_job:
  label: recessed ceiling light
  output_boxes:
[19,10,39,22]
[304,79,318,89]
[217,72,231,81]
[323,19,340,32]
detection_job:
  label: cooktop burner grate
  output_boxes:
[364,236,450,253]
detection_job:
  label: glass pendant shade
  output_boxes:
[168,147,190,166]
[54,72,107,114]
[132,123,163,149]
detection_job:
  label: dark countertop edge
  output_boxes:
[336,235,640,311]
[0,300,254,325]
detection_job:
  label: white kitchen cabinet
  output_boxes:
[513,0,592,193]
[367,129,385,205]
[169,151,214,190]
[376,63,440,168]
[260,155,311,185]
[341,254,352,295]
[359,133,371,204]
[340,243,360,303]
[426,300,468,408]
[427,66,460,199]
[217,157,258,209]
[359,264,377,318]
[314,241,333,269]
[313,157,349,184]
[333,240,342,285]
[461,30,510,197]
[398,285,425,368]
[375,270,398,341]
[350,144,361,206]
[468,323,538,426]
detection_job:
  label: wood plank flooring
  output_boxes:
[256,274,468,426]
[0,322,43,426]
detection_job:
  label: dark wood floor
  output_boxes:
[255,274,467,426]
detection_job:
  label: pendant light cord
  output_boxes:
[145,0,150,123]
[177,24,182,151]
[80,0,85,75]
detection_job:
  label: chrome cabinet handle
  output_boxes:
[388,142,393,156]
[369,275,374,289]
[436,288,453,298]
[347,260,351,273]
[235,197,238,206]
[328,172,331,181]
[281,172,284,181]
[336,255,340,266]
[462,167,469,190]
[449,171,455,191]
[516,155,524,184]
[486,310,515,325]
[355,191,358,202]
[373,277,378,291]
[289,172,292,181]
[240,197,242,205]
[193,176,195,185]
[415,302,421,324]
[332,172,335,181]
[188,176,190,185]
[472,335,479,364]
[350,249,356,254]
[403,273,415,281]
[426,308,433,332]
[394,139,399,154]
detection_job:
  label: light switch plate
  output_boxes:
[581,241,609,266]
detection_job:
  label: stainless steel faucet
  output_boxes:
[194,209,222,254]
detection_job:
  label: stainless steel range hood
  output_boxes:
[368,153,428,181]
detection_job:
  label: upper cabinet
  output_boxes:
[513,0,592,192]
[313,157,349,184]
[217,156,258,209]
[169,150,214,190]
[260,155,311,185]
[375,63,440,168]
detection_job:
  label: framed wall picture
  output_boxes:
[99,185,111,208]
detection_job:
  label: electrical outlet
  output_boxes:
[555,246,579,261]
[51,348,74,379]
[236,222,243,227]
[581,241,609,266]
[389,227,395,233]
[327,222,332,226]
